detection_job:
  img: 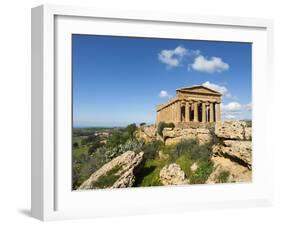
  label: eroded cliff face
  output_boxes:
[137,121,252,185]
[80,121,252,189]
[207,121,252,183]
[163,127,212,145]
[136,124,158,142]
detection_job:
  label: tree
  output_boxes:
[125,123,137,139]
[88,140,104,155]
[73,142,79,149]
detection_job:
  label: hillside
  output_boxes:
[73,121,252,189]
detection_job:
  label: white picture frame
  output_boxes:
[31,4,274,221]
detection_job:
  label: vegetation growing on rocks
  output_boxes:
[90,165,122,188]
[134,139,215,187]
[157,121,175,137]
[73,120,252,189]
[217,171,230,183]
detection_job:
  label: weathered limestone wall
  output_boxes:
[137,121,252,184]
[162,127,212,145]
[136,125,157,142]
[207,121,252,183]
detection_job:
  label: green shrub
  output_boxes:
[140,122,146,126]
[217,171,230,183]
[175,154,192,178]
[91,165,122,188]
[157,122,175,137]
[81,134,99,145]
[88,139,104,155]
[171,139,212,162]
[245,120,252,127]
[141,140,164,160]
[72,149,109,189]
[106,130,128,148]
[134,159,164,187]
[190,160,214,184]
[106,123,138,148]
[126,123,138,139]
[73,142,79,149]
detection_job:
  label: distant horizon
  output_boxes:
[73,119,253,129]
[73,35,252,127]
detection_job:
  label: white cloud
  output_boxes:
[221,102,252,120]
[221,102,242,112]
[202,81,239,101]
[158,46,187,68]
[192,55,229,73]
[224,114,237,119]
[174,46,187,57]
[202,81,228,95]
[225,93,232,98]
[159,90,171,98]
[244,102,252,111]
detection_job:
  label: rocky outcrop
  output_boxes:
[206,156,252,184]
[160,163,189,186]
[79,151,144,189]
[245,127,252,140]
[215,120,250,140]
[207,121,252,183]
[137,125,157,142]
[163,127,212,145]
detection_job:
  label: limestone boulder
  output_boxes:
[190,162,198,172]
[196,128,213,144]
[160,163,189,186]
[206,156,251,184]
[79,151,144,189]
[137,125,157,142]
[212,141,252,169]
[215,121,246,139]
[245,127,252,140]
[163,127,212,145]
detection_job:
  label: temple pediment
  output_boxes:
[176,85,222,96]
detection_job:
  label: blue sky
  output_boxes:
[72,35,252,127]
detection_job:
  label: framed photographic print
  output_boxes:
[31,4,274,221]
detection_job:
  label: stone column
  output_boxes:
[176,101,181,122]
[202,102,206,123]
[170,105,173,122]
[215,102,221,122]
[185,102,190,122]
[210,102,214,123]
[173,103,176,123]
[168,106,171,122]
[193,102,198,122]
[170,104,173,123]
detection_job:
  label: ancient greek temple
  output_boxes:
[156,85,222,124]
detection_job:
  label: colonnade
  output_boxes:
[157,100,221,123]
[183,101,220,123]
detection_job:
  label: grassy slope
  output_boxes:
[135,141,214,187]
[73,125,221,188]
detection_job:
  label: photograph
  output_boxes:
[71,34,252,190]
